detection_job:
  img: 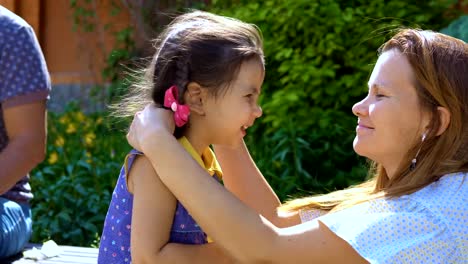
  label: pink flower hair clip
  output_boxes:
[164,85,190,127]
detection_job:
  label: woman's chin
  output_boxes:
[353,140,371,159]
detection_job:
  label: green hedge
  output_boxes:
[29,0,458,247]
[207,0,457,199]
[30,105,129,246]
[441,15,468,41]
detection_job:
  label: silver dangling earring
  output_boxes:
[410,133,427,170]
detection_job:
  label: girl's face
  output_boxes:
[202,59,264,147]
[352,50,431,178]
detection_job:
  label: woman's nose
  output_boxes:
[352,97,368,117]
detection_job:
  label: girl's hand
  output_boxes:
[127,104,175,152]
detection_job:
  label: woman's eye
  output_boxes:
[376,94,386,98]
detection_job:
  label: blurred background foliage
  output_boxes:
[30,104,128,246]
[30,0,465,246]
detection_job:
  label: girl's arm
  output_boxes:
[128,156,235,264]
[214,143,301,227]
[127,107,366,263]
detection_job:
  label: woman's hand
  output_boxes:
[127,104,175,152]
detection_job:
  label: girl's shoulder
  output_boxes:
[123,149,144,175]
[111,149,145,195]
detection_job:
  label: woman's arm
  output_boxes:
[136,129,366,263]
[129,156,235,264]
[159,243,235,264]
[214,143,300,227]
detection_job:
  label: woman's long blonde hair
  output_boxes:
[280,29,468,213]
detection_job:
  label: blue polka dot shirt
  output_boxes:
[0,6,51,203]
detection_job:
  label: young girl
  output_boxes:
[98,11,264,263]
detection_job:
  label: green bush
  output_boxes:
[29,0,458,247]
[208,0,457,199]
[30,104,130,246]
[441,15,468,41]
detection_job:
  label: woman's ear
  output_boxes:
[184,82,206,115]
[435,106,451,136]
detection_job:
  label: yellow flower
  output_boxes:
[59,115,69,124]
[96,117,103,125]
[84,132,96,146]
[75,112,86,122]
[66,123,76,134]
[48,152,58,164]
[86,152,92,164]
[55,136,65,147]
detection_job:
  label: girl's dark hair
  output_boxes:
[113,11,264,137]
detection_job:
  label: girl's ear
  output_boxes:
[435,106,450,136]
[184,82,206,115]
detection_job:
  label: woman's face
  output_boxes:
[352,49,431,178]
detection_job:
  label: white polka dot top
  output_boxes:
[301,172,467,263]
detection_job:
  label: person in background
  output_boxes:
[0,5,50,258]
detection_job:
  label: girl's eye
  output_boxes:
[376,94,386,98]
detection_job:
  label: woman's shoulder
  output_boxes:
[408,171,467,214]
[417,171,466,194]
[299,208,328,222]
[316,172,467,263]
[360,172,467,216]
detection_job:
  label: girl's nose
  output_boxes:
[254,105,263,118]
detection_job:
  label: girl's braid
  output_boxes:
[174,51,190,99]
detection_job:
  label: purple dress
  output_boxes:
[98,148,222,263]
